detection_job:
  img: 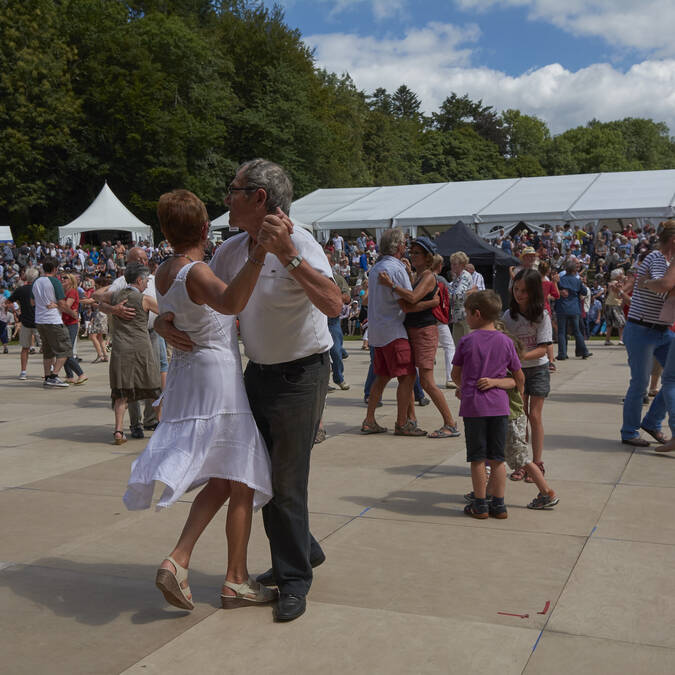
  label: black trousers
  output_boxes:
[244,353,329,596]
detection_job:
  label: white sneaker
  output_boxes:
[446,381,456,389]
[44,376,69,388]
[18,372,27,380]
[337,381,350,390]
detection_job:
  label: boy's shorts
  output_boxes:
[505,414,532,470]
[463,415,508,463]
[524,364,550,398]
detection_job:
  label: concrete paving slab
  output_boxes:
[310,517,584,628]
[548,537,675,648]
[120,601,539,675]
[524,632,675,674]
[0,562,217,675]
[362,472,612,537]
[595,484,675,545]
[620,446,675,487]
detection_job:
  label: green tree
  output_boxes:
[0,0,82,232]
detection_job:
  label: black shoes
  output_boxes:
[582,352,593,359]
[274,594,306,622]
[130,427,145,439]
[143,423,159,431]
[416,397,430,406]
[257,551,326,587]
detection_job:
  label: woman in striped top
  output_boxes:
[620,220,675,446]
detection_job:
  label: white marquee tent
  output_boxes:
[209,210,312,234]
[58,182,153,246]
[211,170,675,241]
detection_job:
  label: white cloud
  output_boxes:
[456,0,675,55]
[305,23,675,134]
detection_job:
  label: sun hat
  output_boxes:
[410,236,437,255]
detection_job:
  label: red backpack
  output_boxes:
[432,281,450,324]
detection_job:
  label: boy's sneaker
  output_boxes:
[464,499,489,519]
[18,371,27,380]
[464,491,493,503]
[527,492,560,510]
[44,376,69,388]
[488,501,508,519]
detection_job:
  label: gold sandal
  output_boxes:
[155,556,194,610]
[220,576,278,608]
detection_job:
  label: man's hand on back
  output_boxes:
[154,312,194,351]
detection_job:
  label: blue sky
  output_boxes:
[263,0,675,134]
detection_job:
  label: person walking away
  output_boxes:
[8,268,39,379]
[32,258,78,387]
[60,273,87,385]
[327,256,351,390]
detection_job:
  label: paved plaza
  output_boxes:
[1,339,675,674]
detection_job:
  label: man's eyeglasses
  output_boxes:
[226,183,258,197]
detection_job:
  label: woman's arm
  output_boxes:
[641,259,675,293]
[142,295,159,315]
[186,248,265,315]
[379,269,435,304]
[399,294,440,313]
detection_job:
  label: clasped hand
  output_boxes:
[256,208,295,258]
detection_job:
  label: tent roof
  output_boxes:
[434,222,520,267]
[58,183,152,244]
[0,226,13,243]
[209,210,312,232]
[283,170,675,233]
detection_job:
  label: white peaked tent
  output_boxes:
[58,182,153,245]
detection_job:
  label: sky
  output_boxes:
[263,0,675,135]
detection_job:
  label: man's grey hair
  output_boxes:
[379,228,406,256]
[124,262,150,285]
[238,158,293,214]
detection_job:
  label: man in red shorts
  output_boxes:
[361,228,426,436]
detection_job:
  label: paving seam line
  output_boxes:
[520,443,637,672]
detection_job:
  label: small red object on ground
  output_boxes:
[497,611,529,618]
[537,601,551,615]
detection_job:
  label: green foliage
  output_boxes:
[1,2,675,241]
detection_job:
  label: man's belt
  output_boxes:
[249,351,328,371]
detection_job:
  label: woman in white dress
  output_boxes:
[123,189,276,610]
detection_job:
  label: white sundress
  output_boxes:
[123,261,273,511]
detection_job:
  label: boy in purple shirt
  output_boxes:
[451,291,524,519]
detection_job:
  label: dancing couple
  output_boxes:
[123,159,342,622]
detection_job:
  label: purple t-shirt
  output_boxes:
[452,330,521,418]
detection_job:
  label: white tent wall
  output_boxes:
[58,182,153,246]
[0,226,13,243]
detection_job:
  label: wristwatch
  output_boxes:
[285,255,303,271]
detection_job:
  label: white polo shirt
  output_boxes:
[210,227,333,365]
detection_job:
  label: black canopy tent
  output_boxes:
[433,221,520,306]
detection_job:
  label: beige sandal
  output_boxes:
[155,556,194,610]
[220,576,278,608]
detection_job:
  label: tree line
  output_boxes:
[2,0,675,241]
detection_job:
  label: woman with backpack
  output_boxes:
[379,237,461,439]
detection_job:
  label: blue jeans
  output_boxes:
[327,318,345,385]
[63,323,83,378]
[621,321,673,440]
[556,313,588,359]
[661,337,675,438]
[245,353,328,596]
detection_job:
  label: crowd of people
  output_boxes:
[3,162,675,623]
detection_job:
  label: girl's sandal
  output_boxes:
[156,556,194,610]
[509,467,526,481]
[113,430,127,445]
[394,420,427,436]
[220,576,278,608]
